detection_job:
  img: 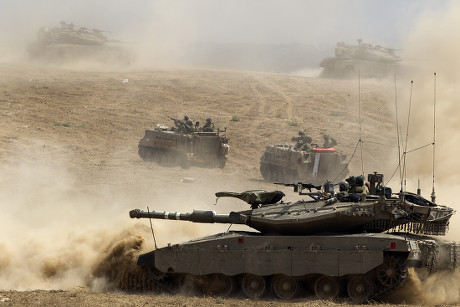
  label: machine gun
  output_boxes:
[167,116,183,126]
[275,182,324,200]
[275,182,321,192]
[168,116,195,133]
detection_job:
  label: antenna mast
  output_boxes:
[358,69,364,176]
[402,80,414,192]
[431,73,437,203]
[394,75,403,192]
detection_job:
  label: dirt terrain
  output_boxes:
[0,62,453,306]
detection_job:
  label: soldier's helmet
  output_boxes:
[298,130,305,136]
[356,175,365,185]
[184,115,189,120]
[323,134,329,140]
[339,181,349,192]
[206,118,212,123]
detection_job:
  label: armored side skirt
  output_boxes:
[138,232,413,277]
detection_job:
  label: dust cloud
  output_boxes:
[387,269,460,305]
[0,1,436,72]
[0,141,124,290]
[0,140,221,291]
[375,2,460,304]
[397,0,460,238]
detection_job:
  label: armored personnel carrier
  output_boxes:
[129,173,457,303]
[138,122,229,168]
[320,39,400,79]
[27,21,131,64]
[260,142,348,184]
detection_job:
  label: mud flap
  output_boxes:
[312,153,321,176]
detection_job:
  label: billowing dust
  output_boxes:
[395,1,460,241]
[0,141,220,292]
[387,269,460,305]
[380,2,460,304]
[0,139,258,293]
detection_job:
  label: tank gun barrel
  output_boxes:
[129,209,248,224]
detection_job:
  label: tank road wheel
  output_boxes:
[272,275,298,300]
[314,276,340,299]
[347,276,373,304]
[241,274,266,299]
[376,257,407,288]
[206,274,234,297]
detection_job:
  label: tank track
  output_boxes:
[139,146,225,168]
[142,266,184,294]
[141,255,408,302]
[260,163,298,183]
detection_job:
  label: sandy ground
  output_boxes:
[0,62,449,306]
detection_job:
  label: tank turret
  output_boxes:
[320,39,401,79]
[27,21,132,64]
[130,177,453,236]
[130,173,458,303]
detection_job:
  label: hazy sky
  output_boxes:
[0,0,447,48]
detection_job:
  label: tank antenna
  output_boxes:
[394,74,403,193]
[147,206,158,249]
[402,80,414,192]
[358,68,364,176]
[431,72,437,203]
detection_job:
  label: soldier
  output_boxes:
[183,115,195,133]
[347,175,367,201]
[300,140,312,151]
[292,130,312,151]
[202,118,215,132]
[323,134,337,148]
[183,115,193,127]
[336,181,350,201]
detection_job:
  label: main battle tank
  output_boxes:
[130,173,458,303]
[260,137,348,184]
[320,39,400,79]
[138,122,229,168]
[27,21,131,64]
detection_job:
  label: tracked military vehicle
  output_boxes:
[260,144,348,184]
[138,123,229,168]
[130,173,457,303]
[320,39,400,79]
[27,21,131,64]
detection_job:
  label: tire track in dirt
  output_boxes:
[248,76,268,122]
[251,74,294,120]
